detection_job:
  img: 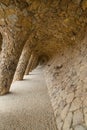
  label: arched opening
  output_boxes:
[38,55,49,66]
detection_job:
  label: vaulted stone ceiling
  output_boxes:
[0,0,87,58]
[29,0,87,57]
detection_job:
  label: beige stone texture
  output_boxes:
[25,53,35,75]
[73,109,84,126]
[13,40,31,81]
[0,32,2,51]
[0,0,87,129]
[44,33,87,129]
[0,1,33,95]
[63,112,73,130]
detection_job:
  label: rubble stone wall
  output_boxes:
[44,34,87,130]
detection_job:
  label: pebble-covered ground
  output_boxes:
[0,67,57,130]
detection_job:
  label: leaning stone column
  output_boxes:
[0,33,2,52]
[0,30,28,95]
[13,42,31,81]
[0,3,33,95]
[25,54,35,75]
[30,56,38,72]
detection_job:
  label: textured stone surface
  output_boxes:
[25,53,35,75]
[0,0,33,94]
[73,109,84,126]
[74,125,87,130]
[13,40,31,81]
[44,33,87,130]
[0,0,87,129]
[0,32,2,51]
[30,55,38,72]
[0,0,86,94]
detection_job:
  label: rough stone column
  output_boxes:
[0,3,33,95]
[0,33,2,52]
[33,57,38,69]
[0,29,30,95]
[13,42,31,81]
[30,56,38,72]
[25,54,35,75]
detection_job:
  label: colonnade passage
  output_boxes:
[0,0,87,130]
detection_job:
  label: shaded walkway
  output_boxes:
[0,67,57,130]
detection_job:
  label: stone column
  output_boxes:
[33,57,38,69]
[0,4,33,95]
[0,33,2,52]
[25,54,35,75]
[30,56,38,72]
[13,41,31,81]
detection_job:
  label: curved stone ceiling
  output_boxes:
[28,0,87,57]
[0,0,87,58]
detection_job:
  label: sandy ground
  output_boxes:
[0,67,57,130]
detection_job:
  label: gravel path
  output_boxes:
[0,67,57,130]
